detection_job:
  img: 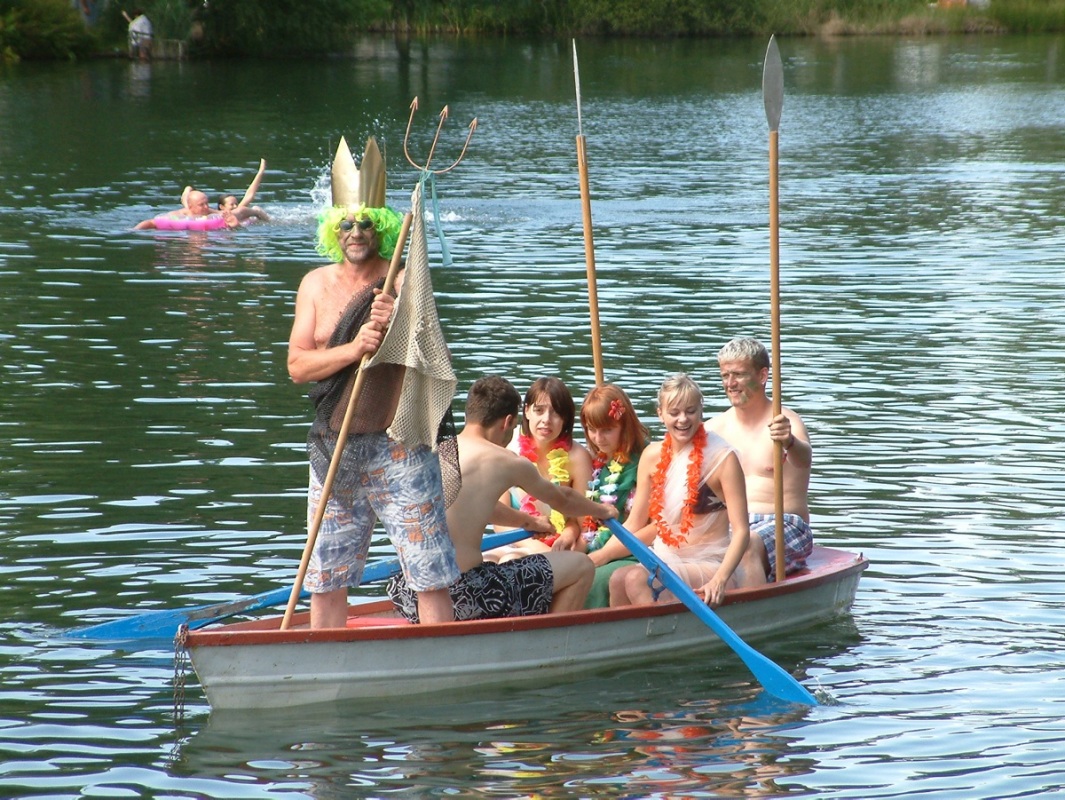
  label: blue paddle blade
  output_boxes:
[605,519,817,706]
[64,588,297,642]
[68,527,532,641]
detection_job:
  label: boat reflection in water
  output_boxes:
[172,627,860,797]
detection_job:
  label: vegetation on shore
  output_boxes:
[1,0,1063,62]
[0,0,95,62]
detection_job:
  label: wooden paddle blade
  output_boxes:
[763,35,784,132]
[605,520,817,706]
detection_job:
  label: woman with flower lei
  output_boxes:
[577,384,648,608]
[486,377,594,562]
[607,374,767,608]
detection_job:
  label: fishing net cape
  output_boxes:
[307,181,460,505]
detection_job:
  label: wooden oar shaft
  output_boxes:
[281,212,415,630]
[577,135,604,385]
[768,129,785,583]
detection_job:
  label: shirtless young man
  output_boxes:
[705,337,813,579]
[287,201,459,628]
[386,375,619,623]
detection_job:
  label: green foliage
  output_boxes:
[392,0,570,34]
[0,9,19,64]
[566,0,937,36]
[987,0,1065,33]
[196,0,375,57]
[569,0,705,35]
[389,0,936,37]
[4,0,1062,61]
[0,0,95,60]
[151,0,194,40]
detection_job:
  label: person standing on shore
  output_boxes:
[122,9,153,61]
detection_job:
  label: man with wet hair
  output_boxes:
[706,337,813,579]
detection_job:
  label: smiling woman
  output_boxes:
[607,374,767,608]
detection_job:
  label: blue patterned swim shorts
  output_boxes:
[749,513,813,580]
[304,432,459,594]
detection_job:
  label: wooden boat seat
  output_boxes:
[346,615,411,628]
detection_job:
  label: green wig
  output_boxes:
[316,204,403,263]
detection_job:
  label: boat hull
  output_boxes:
[186,545,867,710]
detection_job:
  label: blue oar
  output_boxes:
[605,519,817,706]
[68,528,532,641]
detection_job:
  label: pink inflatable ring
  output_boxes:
[152,213,229,231]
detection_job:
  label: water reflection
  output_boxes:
[129,61,152,98]
[171,652,853,798]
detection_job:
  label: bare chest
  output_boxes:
[311,269,379,349]
[717,419,775,479]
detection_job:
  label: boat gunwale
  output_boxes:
[186,545,867,649]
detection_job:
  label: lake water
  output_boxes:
[2,33,1064,799]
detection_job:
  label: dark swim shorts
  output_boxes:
[387,554,554,623]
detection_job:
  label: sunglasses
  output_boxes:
[338,217,374,233]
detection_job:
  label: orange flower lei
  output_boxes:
[648,426,707,548]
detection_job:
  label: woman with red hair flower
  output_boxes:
[578,383,648,607]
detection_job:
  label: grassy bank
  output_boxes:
[388,0,1064,37]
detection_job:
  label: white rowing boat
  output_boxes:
[184,544,868,710]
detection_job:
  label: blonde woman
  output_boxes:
[609,374,766,607]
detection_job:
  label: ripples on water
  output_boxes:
[1,34,1065,799]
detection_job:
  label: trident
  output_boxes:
[403,97,477,174]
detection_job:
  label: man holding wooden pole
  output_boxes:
[285,137,460,628]
[705,337,813,581]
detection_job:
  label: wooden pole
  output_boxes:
[763,36,786,582]
[573,40,605,385]
[769,128,785,583]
